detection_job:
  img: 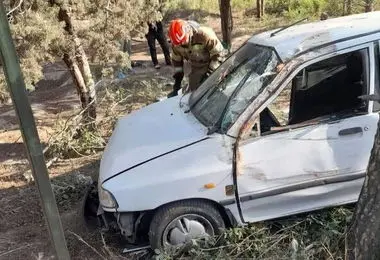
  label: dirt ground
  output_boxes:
[0,12,256,260]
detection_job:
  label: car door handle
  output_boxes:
[338,127,363,136]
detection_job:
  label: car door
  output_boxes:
[236,43,378,223]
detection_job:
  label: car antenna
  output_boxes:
[270,17,308,37]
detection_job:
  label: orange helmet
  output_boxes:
[168,19,191,46]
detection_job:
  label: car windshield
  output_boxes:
[189,43,280,133]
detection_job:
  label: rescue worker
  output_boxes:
[146,20,172,69]
[167,19,227,97]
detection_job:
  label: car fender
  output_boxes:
[102,136,235,212]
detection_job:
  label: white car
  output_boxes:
[85,12,380,251]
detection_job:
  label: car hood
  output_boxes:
[99,95,208,183]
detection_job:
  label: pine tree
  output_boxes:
[1,0,162,127]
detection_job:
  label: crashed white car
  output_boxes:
[85,12,380,251]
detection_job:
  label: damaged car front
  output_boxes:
[83,41,281,250]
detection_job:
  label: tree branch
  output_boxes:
[6,0,24,16]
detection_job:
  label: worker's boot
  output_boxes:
[167,82,182,98]
[167,89,178,98]
[167,73,182,98]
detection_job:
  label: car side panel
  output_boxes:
[238,177,363,223]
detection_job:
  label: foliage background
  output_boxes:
[0,0,163,103]
[1,0,379,104]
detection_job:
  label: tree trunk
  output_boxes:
[75,38,96,124]
[62,54,88,112]
[256,0,261,19]
[51,0,96,129]
[256,0,264,19]
[364,0,374,12]
[219,0,233,52]
[344,0,352,15]
[347,0,352,14]
[346,121,380,259]
[343,0,346,15]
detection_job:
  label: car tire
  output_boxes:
[81,181,100,230]
[148,200,225,252]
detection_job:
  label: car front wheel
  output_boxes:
[148,200,225,251]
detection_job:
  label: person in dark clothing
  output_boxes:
[146,21,172,69]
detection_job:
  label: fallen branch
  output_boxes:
[100,232,116,257]
[46,156,58,168]
[23,156,58,182]
[0,244,31,257]
[131,38,145,43]
[2,159,29,166]
[256,234,289,259]
[68,230,107,260]
[321,242,334,260]
[44,96,100,155]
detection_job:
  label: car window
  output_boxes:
[299,66,346,91]
[189,43,280,133]
[256,48,370,135]
[220,55,279,132]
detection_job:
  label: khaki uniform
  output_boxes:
[171,22,226,92]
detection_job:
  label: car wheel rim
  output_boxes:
[162,214,214,248]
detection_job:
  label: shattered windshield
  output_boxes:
[189,43,280,133]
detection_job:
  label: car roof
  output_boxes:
[248,11,380,62]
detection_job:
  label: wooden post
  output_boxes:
[0,2,70,259]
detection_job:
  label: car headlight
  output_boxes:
[99,186,117,209]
